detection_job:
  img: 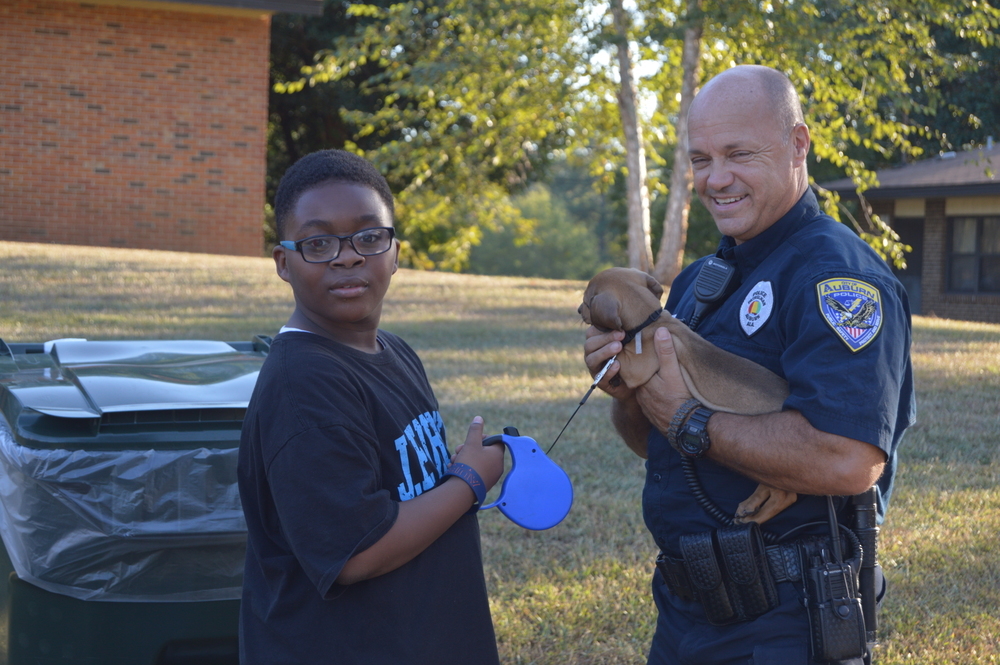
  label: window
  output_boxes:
[948,216,1000,293]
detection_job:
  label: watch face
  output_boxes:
[680,411,711,457]
[681,435,702,456]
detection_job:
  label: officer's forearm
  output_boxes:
[611,396,651,459]
[705,409,885,496]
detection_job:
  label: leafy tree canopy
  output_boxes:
[637,0,1000,268]
[271,0,1000,272]
[275,0,623,270]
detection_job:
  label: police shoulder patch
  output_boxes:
[816,278,883,352]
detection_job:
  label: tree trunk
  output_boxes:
[611,0,653,273]
[652,0,703,286]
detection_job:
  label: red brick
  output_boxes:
[0,0,270,256]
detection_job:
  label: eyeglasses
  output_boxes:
[279,227,395,263]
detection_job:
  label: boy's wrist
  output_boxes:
[442,463,485,514]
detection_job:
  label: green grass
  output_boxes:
[2,240,999,664]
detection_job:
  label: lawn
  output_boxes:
[2,241,998,664]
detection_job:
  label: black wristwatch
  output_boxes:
[678,406,714,458]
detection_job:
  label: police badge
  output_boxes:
[817,278,883,352]
[740,281,774,336]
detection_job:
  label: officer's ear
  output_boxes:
[790,122,810,167]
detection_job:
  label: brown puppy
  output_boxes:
[580,267,796,524]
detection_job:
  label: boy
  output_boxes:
[238,149,505,664]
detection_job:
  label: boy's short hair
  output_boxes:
[273,149,395,240]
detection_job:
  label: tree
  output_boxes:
[905,26,1000,153]
[468,184,607,279]
[631,0,1000,277]
[278,0,621,270]
[610,0,654,272]
[268,3,390,206]
[651,0,702,284]
[269,0,1000,276]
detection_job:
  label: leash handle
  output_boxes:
[480,430,574,530]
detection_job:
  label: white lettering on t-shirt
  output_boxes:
[420,412,449,471]
[395,434,417,501]
[394,411,449,501]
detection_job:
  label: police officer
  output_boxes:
[584,65,915,664]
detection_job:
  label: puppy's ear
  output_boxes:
[645,273,664,300]
[588,291,623,330]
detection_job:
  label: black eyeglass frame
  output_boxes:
[278,227,396,263]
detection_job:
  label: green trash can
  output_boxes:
[0,337,270,665]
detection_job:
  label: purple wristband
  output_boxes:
[443,463,486,513]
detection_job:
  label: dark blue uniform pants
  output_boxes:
[646,568,873,665]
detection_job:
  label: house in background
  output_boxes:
[0,0,321,257]
[820,141,1000,323]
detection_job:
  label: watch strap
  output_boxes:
[680,406,715,458]
[666,398,703,453]
[442,463,487,514]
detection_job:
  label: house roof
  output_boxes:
[819,142,1000,199]
[166,0,323,14]
[81,0,324,16]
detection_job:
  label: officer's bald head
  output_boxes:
[691,65,804,141]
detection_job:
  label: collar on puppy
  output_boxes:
[622,308,663,345]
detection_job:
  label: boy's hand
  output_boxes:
[452,416,505,491]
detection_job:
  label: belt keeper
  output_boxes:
[656,552,694,602]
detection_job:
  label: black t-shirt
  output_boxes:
[238,331,499,665]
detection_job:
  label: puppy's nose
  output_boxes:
[577,304,584,315]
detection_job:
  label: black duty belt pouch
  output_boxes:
[679,523,779,626]
[801,541,867,662]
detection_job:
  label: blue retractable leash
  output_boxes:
[478,355,618,531]
[481,427,573,531]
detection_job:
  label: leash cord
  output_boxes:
[546,309,661,456]
[546,354,616,454]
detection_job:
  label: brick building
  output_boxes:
[821,143,1000,324]
[0,0,320,256]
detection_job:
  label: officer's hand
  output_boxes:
[635,327,694,432]
[452,417,505,491]
[584,326,634,401]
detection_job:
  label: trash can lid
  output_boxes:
[0,339,267,450]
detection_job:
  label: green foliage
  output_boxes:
[906,26,1000,153]
[467,184,609,279]
[548,162,630,269]
[268,0,1000,274]
[640,0,1000,268]
[283,0,621,271]
[267,3,389,211]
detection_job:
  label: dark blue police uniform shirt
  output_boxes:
[643,189,916,555]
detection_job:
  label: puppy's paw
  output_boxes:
[734,485,798,525]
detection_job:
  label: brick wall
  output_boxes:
[0,0,271,256]
[919,198,1000,323]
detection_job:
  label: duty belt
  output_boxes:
[656,541,802,604]
[654,523,858,627]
